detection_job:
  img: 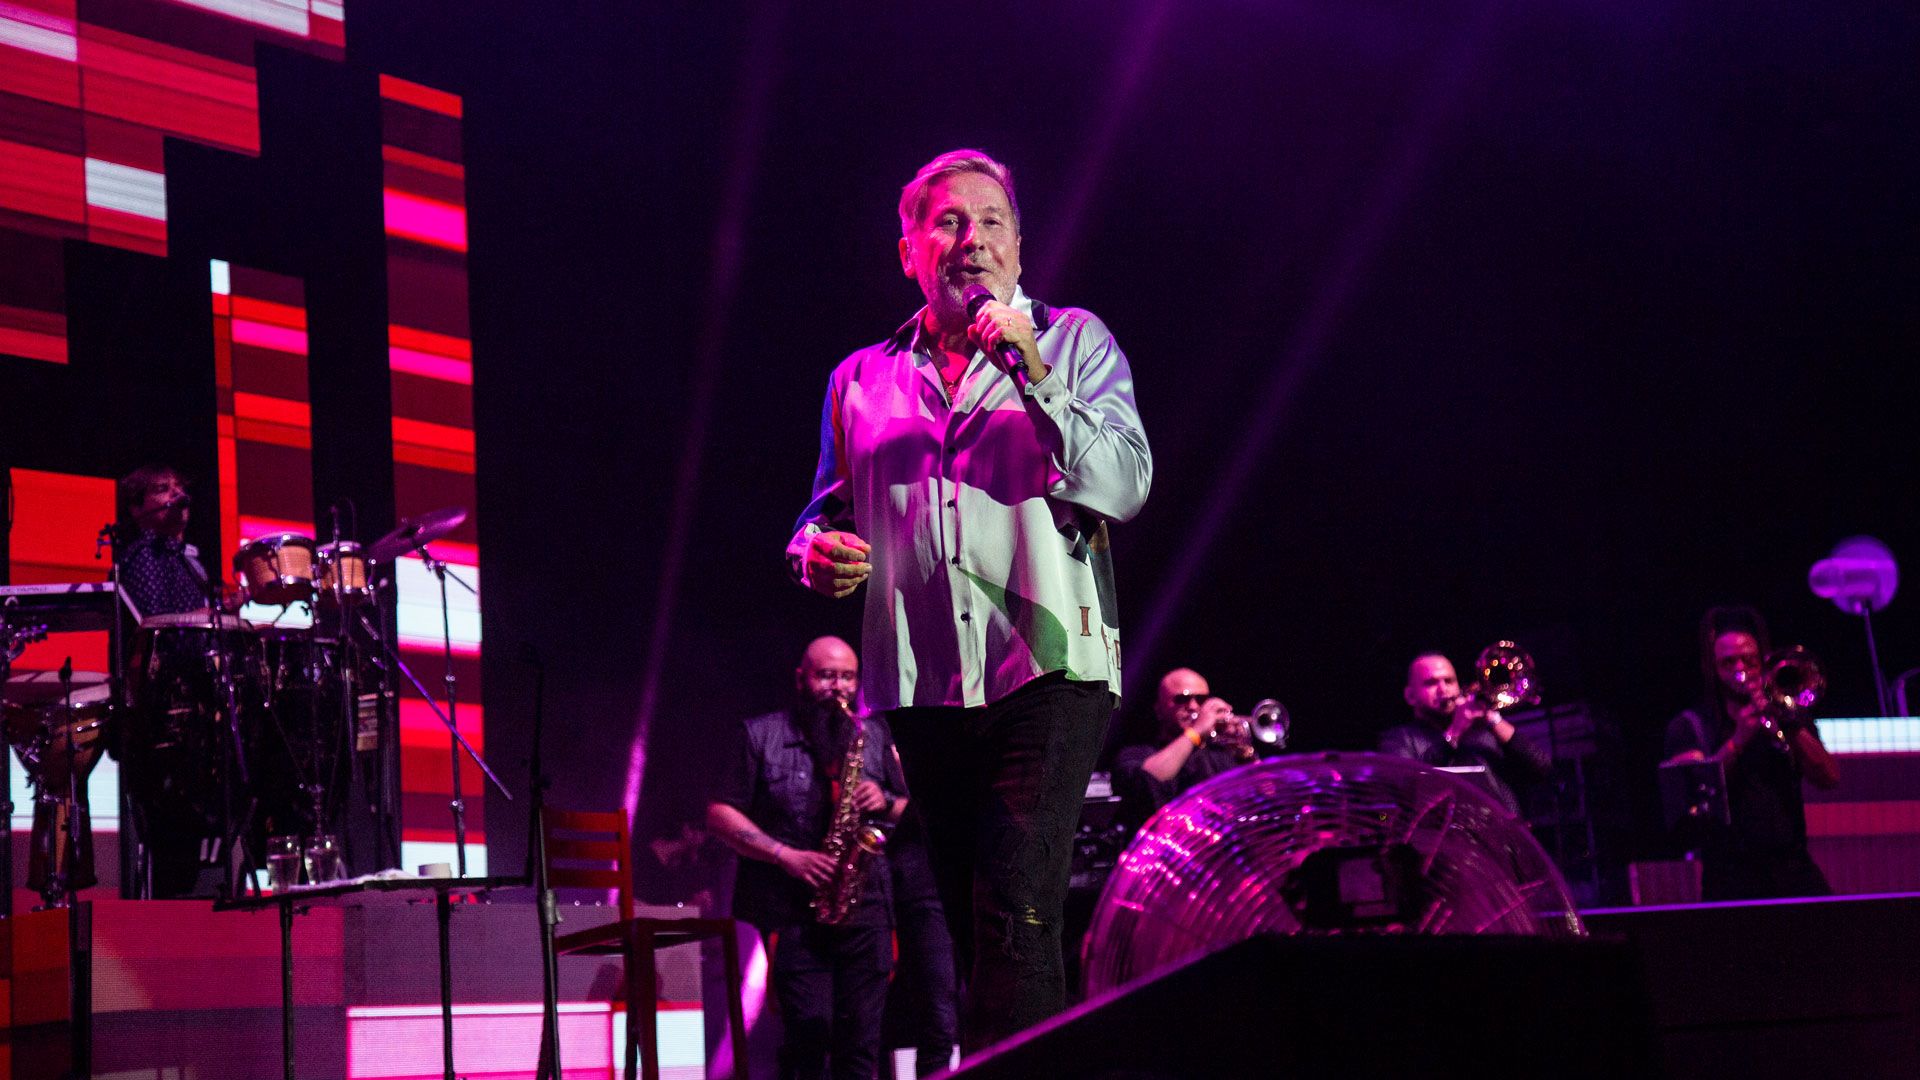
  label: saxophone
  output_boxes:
[811,703,890,925]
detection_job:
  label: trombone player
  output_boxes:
[1662,606,1840,900]
[1378,650,1550,816]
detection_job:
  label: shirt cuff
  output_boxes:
[1023,369,1070,414]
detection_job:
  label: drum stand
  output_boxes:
[352,593,401,871]
[55,660,94,1079]
[205,585,262,900]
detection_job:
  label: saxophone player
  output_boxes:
[708,636,908,1080]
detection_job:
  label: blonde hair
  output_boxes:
[897,149,1019,236]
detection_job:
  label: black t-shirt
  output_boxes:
[1112,738,1245,834]
[714,706,908,930]
[1664,707,1811,854]
[1375,720,1551,817]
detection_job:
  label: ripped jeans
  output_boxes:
[887,673,1112,1053]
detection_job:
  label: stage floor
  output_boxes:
[4,890,1915,1080]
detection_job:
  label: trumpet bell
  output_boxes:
[1249,699,1290,749]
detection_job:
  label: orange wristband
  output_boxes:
[1185,729,1204,748]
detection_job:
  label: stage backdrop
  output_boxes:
[5,0,1916,890]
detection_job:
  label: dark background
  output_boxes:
[15,1,1912,883]
[368,0,1915,877]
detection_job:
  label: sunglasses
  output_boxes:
[1171,692,1206,705]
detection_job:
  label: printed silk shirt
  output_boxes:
[119,531,211,618]
[789,289,1152,711]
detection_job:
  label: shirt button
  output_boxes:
[945,499,956,508]
[950,556,960,566]
[960,612,972,623]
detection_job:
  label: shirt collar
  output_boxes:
[135,529,187,553]
[884,286,1051,356]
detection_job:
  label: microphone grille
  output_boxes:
[962,283,996,315]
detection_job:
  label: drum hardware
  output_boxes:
[355,690,387,751]
[4,616,49,663]
[199,582,259,899]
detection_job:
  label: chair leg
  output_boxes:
[720,923,750,1080]
[623,932,640,1080]
[639,928,661,1080]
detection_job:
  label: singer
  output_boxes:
[787,148,1151,1052]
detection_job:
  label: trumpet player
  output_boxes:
[1662,606,1839,900]
[1378,653,1550,815]
[709,636,909,1080]
[1112,669,1250,832]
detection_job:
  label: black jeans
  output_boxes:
[888,673,1112,1053]
[884,822,960,1076]
[765,920,894,1080]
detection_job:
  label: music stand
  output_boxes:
[1658,759,1730,831]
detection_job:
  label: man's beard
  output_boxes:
[794,693,852,772]
[926,284,970,331]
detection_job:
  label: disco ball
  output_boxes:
[1082,752,1585,996]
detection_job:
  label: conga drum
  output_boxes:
[233,533,318,607]
[3,670,111,899]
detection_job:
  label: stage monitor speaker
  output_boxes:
[943,934,1658,1079]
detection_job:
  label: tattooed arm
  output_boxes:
[707,802,833,887]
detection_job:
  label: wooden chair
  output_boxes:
[545,807,749,1080]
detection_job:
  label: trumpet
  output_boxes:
[1208,699,1291,762]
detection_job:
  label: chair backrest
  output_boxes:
[543,806,633,924]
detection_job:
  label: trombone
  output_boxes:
[1444,641,1542,716]
[1734,646,1825,747]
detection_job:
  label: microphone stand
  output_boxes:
[523,645,563,1080]
[411,538,480,875]
[348,607,509,820]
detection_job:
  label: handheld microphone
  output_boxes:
[963,284,1029,384]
